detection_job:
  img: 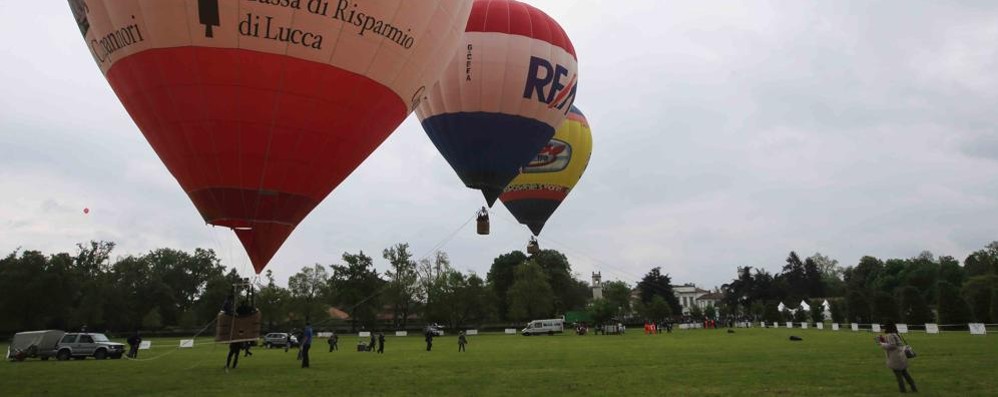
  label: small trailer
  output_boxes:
[7,330,66,361]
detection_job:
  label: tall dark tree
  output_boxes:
[288,264,330,324]
[383,243,418,330]
[257,270,290,331]
[779,252,807,301]
[532,250,588,313]
[962,275,998,323]
[845,289,871,323]
[964,242,998,277]
[897,286,932,325]
[637,267,681,314]
[328,251,384,331]
[602,280,633,315]
[803,258,825,298]
[507,261,555,322]
[487,251,528,321]
[937,281,972,325]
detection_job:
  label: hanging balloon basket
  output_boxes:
[476,207,490,235]
[215,279,261,343]
[527,237,540,254]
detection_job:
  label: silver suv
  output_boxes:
[54,333,125,360]
[262,333,298,348]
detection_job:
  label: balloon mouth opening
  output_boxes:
[210,219,254,231]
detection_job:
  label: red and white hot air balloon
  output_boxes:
[69,0,473,273]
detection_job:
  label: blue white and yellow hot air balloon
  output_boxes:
[416,0,579,207]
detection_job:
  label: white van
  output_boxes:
[521,319,564,336]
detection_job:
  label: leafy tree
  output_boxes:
[288,264,330,324]
[141,308,163,330]
[962,275,998,323]
[257,270,290,331]
[937,281,972,325]
[328,251,384,331]
[779,252,807,301]
[532,250,588,313]
[649,295,674,321]
[828,298,846,323]
[637,267,681,314]
[703,303,716,320]
[803,257,825,298]
[383,243,418,329]
[689,305,703,320]
[602,280,633,315]
[964,242,998,277]
[809,299,824,324]
[587,298,616,326]
[845,290,871,323]
[872,291,899,323]
[938,256,965,286]
[897,286,932,325]
[991,288,998,326]
[487,251,528,321]
[507,261,554,322]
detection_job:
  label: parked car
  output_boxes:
[262,333,298,348]
[7,330,66,361]
[521,319,565,336]
[54,333,125,360]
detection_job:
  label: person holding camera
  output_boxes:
[876,323,917,393]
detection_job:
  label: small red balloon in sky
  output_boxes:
[83,208,90,214]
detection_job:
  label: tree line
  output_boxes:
[717,242,998,326]
[0,241,619,335]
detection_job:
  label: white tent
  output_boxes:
[777,302,786,312]
[800,300,811,311]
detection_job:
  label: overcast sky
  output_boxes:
[3,1,998,289]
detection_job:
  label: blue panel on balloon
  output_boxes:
[422,112,555,206]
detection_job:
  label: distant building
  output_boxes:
[673,284,709,314]
[592,272,603,300]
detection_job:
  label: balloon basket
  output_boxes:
[477,219,490,235]
[215,311,262,343]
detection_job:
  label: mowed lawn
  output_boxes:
[2,327,996,396]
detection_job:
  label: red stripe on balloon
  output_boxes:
[465,0,576,59]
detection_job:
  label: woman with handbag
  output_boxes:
[876,323,918,393]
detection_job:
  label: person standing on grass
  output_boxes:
[285,332,291,353]
[243,341,253,357]
[126,331,141,358]
[301,322,313,368]
[367,332,377,352]
[458,331,468,352]
[425,331,434,351]
[377,332,385,354]
[328,331,337,352]
[225,342,241,371]
[876,323,917,393]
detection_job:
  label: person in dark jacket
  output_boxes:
[285,332,291,353]
[243,341,253,357]
[877,323,917,393]
[225,342,241,371]
[301,323,313,368]
[377,333,385,354]
[458,331,468,352]
[126,331,141,358]
[425,331,434,351]
[328,331,338,352]
[367,333,376,352]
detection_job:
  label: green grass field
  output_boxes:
[2,327,996,396]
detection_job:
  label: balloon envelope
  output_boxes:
[70,0,472,272]
[83,207,90,214]
[500,106,591,235]
[417,0,579,206]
